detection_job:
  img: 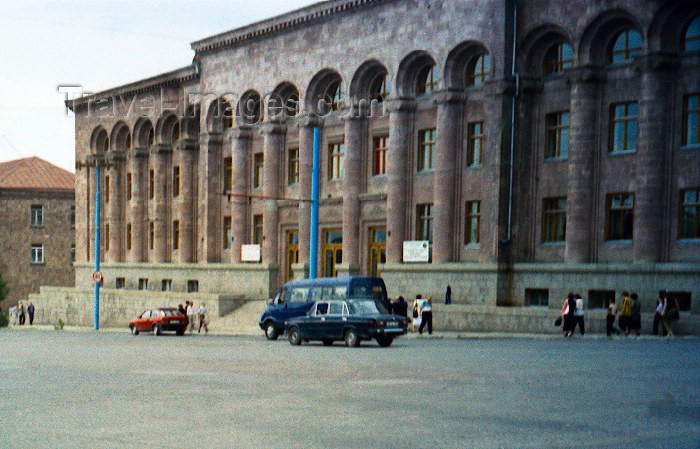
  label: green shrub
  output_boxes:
[0,311,8,328]
[54,319,65,331]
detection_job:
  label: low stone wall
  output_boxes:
[74,262,279,300]
[28,286,249,328]
[433,304,700,335]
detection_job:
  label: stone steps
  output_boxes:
[209,300,267,335]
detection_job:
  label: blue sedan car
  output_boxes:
[285,299,409,347]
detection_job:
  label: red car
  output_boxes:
[129,308,187,336]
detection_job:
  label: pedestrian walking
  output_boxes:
[630,293,642,336]
[606,298,620,336]
[653,291,665,336]
[560,293,576,337]
[198,302,209,334]
[18,301,25,326]
[619,291,633,336]
[572,294,585,336]
[10,304,18,326]
[186,301,196,333]
[411,301,421,332]
[392,296,408,318]
[418,296,433,335]
[661,295,680,337]
[178,303,186,316]
[27,302,35,325]
[445,285,452,305]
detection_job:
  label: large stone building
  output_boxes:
[0,157,75,311]
[66,0,699,316]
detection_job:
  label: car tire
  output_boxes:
[288,327,302,346]
[376,336,393,347]
[321,339,334,346]
[130,325,139,336]
[344,329,360,347]
[264,322,279,340]
[152,325,161,336]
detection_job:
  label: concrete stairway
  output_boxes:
[209,300,267,336]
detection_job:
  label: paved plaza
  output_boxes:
[0,330,698,448]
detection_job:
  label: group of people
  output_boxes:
[560,290,681,338]
[9,301,35,326]
[177,301,208,334]
[388,295,434,335]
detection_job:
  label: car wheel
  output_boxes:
[130,325,139,336]
[376,336,393,347]
[288,327,302,346]
[264,322,279,340]
[344,329,360,347]
[321,339,334,346]
[152,325,161,336]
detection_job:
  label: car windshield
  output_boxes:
[161,309,179,316]
[347,300,388,315]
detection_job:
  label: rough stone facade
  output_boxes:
[66,0,700,318]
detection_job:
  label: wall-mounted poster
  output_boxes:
[403,241,430,263]
[241,244,261,262]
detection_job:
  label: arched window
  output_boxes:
[543,42,574,75]
[125,133,132,150]
[325,80,344,112]
[171,122,180,143]
[684,16,700,51]
[286,93,300,117]
[416,64,437,96]
[223,102,234,130]
[148,128,154,146]
[240,95,263,125]
[466,53,491,87]
[370,73,389,103]
[608,29,642,64]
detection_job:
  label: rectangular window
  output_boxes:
[588,290,616,309]
[467,122,484,167]
[253,214,263,245]
[417,129,436,172]
[187,280,199,293]
[373,136,388,175]
[31,205,43,227]
[70,206,75,228]
[172,220,180,250]
[223,216,233,249]
[606,193,635,241]
[328,142,345,180]
[542,197,567,243]
[680,188,700,239]
[70,244,76,264]
[161,279,172,292]
[149,222,155,250]
[31,244,44,264]
[253,153,264,188]
[105,224,110,251]
[149,170,155,199]
[288,148,299,185]
[525,289,549,307]
[126,223,132,250]
[416,204,433,243]
[173,166,180,197]
[684,94,699,146]
[115,277,125,289]
[126,173,132,201]
[545,111,570,159]
[465,201,481,245]
[224,157,233,191]
[610,102,638,154]
[104,175,110,203]
[138,278,149,290]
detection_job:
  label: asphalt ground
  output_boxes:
[0,329,698,448]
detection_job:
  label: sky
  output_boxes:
[0,0,318,172]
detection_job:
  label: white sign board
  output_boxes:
[241,244,261,262]
[403,241,430,263]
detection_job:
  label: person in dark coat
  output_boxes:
[630,293,642,336]
[560,293,576,337]
[27,302,35,325]
[18,301,25,326]
[653,291,665,336]
[392,296,408,318]
[445,285,452,305]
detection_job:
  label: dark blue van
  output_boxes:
[259,277,390,340]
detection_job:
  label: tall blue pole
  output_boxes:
[309,127,321,279]
[94,164,101,330]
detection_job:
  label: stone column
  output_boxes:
[293,116,318,278]
[177,139,197,263]
[565,68,601,263]
[151,144,171,263]
[128,148,148,262]
[386,99,416,263]
[433,90,464,263]
[262,122,285,265]
[231,127,251,262]
[634,54,676,263]
[340,108,365,275]
[106,152,124,262]
[75,160,89,263]
[198,133,223,262]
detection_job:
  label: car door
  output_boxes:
[322,302,345,339]
[305,302,328,338]
[135,310,150,331]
